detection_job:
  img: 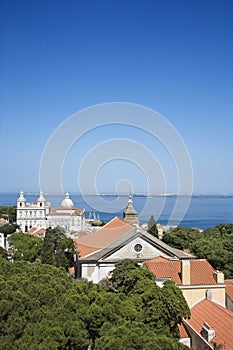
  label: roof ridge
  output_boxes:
[207,299,233,317]
[102,216,135,228]
[192,298,233,317]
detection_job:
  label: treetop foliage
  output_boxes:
[7,226,75,271]
[0,257,191,350]
[0,206,16,223]
[163,224,233,278]
[147,215,159,238]
[0,223,19,235]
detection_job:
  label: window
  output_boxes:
[134,243,143,253]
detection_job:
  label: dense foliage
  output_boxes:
[163,224,233,278]
[8,227,75,271]
[0,206,17,223]
[147,215,159,238]
[41,226,75,270]
[8,231,43,262]
[0,257,191,350]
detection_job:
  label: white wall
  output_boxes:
[81,263,115,283]
[0,233,9,250]
[104,237,171,261]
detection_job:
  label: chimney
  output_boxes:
[202,323,215,342]
[206,289,212,301]
[181,260,190,285]
[213,270,224,284]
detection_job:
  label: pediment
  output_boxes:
[80,229,194,262]
[103,236,171,261]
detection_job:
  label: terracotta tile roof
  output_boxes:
[77,231,90,238]
[28,227,37,234]
[186,298,233,349]
[225,279,233,301]
[76,217,135,258]
[144,256,181,283]
[178,323,189,338]
[144,256,217,285]
[0,218,8,225]
[190,260,217,285]
[28,227,46,236]
[33,228,46,236]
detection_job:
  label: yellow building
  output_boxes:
[144,256,225,307]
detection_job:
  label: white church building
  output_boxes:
[17,191,85,232]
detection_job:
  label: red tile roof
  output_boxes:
[28,227,37,234]
[33,228,46,236]
[28,227,46,237]
[186,298,233,349]
[225,279,233,301]
[76,217,135,258]
[144,256,217,285]
[178,323,189,338]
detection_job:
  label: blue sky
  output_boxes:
[0,0,232,194]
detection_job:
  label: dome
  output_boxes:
[61,193,74,208]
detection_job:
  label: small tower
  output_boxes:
[37,191,46,208]
[123,193,139,225]
[17,191,26,208]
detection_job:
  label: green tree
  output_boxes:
[0,257,89,350]
[0,206,17,223]
[41,228,56,265]
[163,224,233,278]
[109,258,146,293]
[148,215,159,238]
[109,259,190,335]
[0,246,8,259]
[41,226,75,270]
[0,256,192,350]
[161,280,190,336]
[162,226,202,251]
[95,321,189,350]
[8,231,42,262]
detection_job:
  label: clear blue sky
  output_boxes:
[0,0,232,194]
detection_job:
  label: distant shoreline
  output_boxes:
[1,192,233,198]
[1,193,232,230]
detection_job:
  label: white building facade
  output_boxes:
[17,192,85,232]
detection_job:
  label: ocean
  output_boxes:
[0,193,232,230]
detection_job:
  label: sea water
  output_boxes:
[0,193,232,230]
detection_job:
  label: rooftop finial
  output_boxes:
[123,193,139,225]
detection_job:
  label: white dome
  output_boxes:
[61,193,74,208]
